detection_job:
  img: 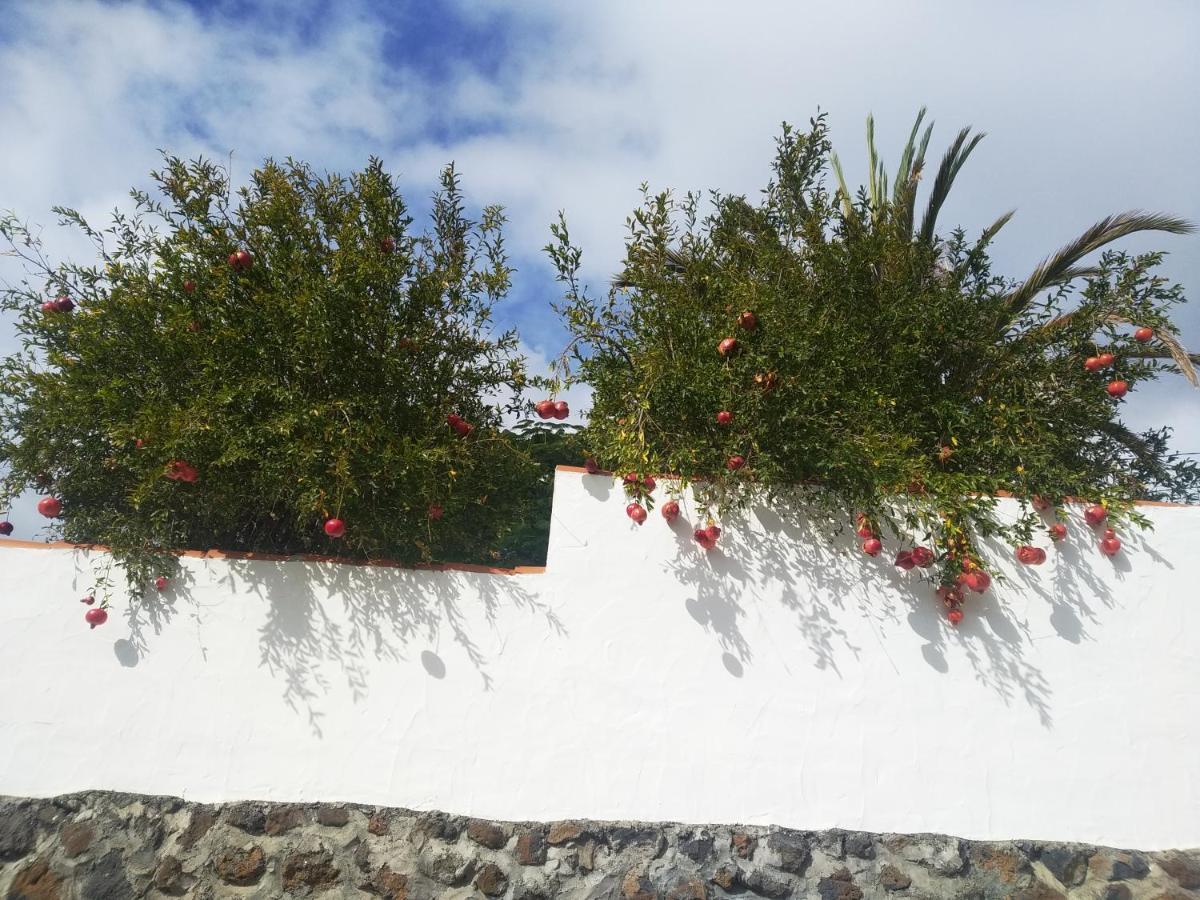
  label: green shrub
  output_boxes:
[549,112,1199,610]
[1,156,541,595]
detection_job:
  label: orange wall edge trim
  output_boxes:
[0,538,545,576]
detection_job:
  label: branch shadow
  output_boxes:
[664,496,1060,728]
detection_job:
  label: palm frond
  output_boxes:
[917,127,985,243]
[829,152,855,221]
[893,107,928,207]
[977,209,1016,251]
[1097,420,1174,483]
[1003,212,1195,316]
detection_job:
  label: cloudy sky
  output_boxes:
[1,0,1198,533]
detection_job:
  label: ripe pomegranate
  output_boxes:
[1032,496,1052,512]
[716,410,733,426]
[428,504,444,520]
[717,337,739,357]
[1100,533,1122,556]
[165,460,199,483]
[855,522,875,539]
[909,546,934,567]
[737,310,758,331]
[1097,352,1116,368]
[1084,505,1107,526]
[727,455,746,471]
[535,400,555,419]
[642,476,656,492]
[623,472,641,486]
[154,576,169,592]
[41,300,58,314]
[0,521,12,536]
[447,414,473,436]
[183,280,197,294]
[324,517,346,538]
[661,500,681,522]
[584,457,600,475]
[894,550,915,571]
[961,570,991,594]
[936,584,964,607]
[1049,522,1068,541]
[1084,356,1103,373]
[626,503,648,525]
[1016,545,1043,565]
[53,296,75,312]
[1106,380,1128,398]
[228,249,253,272]
[553,401,569,420]
[37,497,63,518]
[80,594,95,605]
[1134,326,1153,342]
[862,537,883,556]
[85,607,108,628]
[947,608,964,626]
[695,524,721,550]
[380,236,396,254]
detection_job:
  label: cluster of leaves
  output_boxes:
[0,156,546,593]
[548,111,1199,595]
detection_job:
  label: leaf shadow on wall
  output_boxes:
[662,497,1088,729]
[210,557,562,737]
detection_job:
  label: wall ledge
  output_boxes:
[1,792,1197,899]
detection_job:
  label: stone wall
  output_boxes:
[2,793,1197,899]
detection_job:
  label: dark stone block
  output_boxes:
[85,849,134,900]
[768,831,811,875]
[1038,846,1091,887]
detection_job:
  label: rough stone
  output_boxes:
[1038,845,1091,887]
[224,802,266,834]
[363,863,409,899]
[282,849,340,892]
[152,854,186,895]
[742,867,794,897]
[7,858,63,900]
[769,830,812,875]
[666,875,708,899]
[549,821,588,845]
[84,848,134,899]
[59,820,95,858]
[516,829,548,866]
[0,803,36,862]
[622,868,656,900]
[818,867,864,900]
[0,791,1197,900]
[678,830,714,863]
[264,804,306,835]
[178,808,216,849]
[467,818,509,850]
[316,806,349,827]
[213,844,266,886]
[475,862,509,896]
[879,864,912,891]
[732,831,758,859]
[845,833,875,860]
[1158,852,1200,889]
[1109,851,1152,881]
[418,848,474,886]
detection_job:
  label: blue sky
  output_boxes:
[2,0,1199,534]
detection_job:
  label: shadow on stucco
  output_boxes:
[655,495,1169,729]
[95,549,563,737]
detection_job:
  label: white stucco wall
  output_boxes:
[1,468,1197,849]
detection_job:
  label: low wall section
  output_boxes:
[1,468,1197,851]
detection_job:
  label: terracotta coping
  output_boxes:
[0,538,544,576]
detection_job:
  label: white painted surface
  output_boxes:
[1,469,1197,849]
